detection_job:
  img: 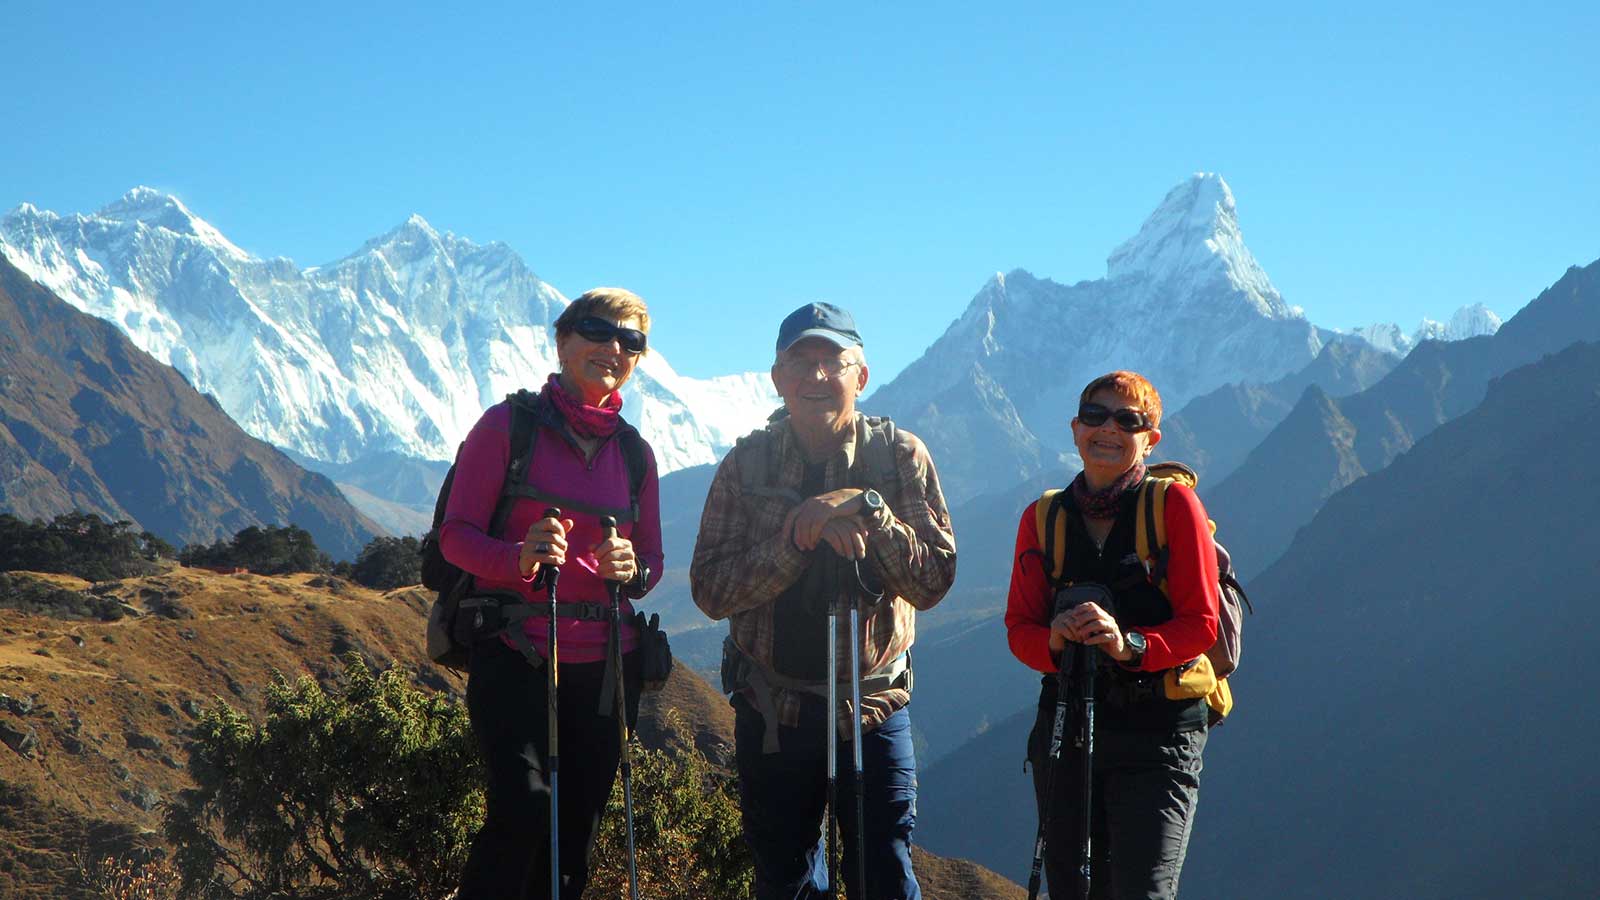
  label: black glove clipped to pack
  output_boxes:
[632,611,673,691]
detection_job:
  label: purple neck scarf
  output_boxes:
[1071,462,1148,520]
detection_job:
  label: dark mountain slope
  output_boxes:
[1190,339,1600,898]
[1154,338,1399,483]
[1209,257,1600,575]
[0,253,380,559]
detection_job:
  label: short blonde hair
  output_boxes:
[1079,370,1163,428]
[554,287,651,345]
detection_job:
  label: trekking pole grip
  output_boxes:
[600,515,623,587]
[542,507,562,585]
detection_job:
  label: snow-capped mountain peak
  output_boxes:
[1446,303,1503,340]
[1350,303,1503,356]
[867,173,1328,504]
[94,186,247,259]
[0,191,779,477]
[1105,173,1292,320]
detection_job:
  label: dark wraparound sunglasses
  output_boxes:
[573,316,647,354]
[1077,402,1153,433]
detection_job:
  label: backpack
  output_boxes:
[1034,460,1252,725]
[420,389,648,671]
[737,409,901,502]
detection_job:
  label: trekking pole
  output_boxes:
[1025,642,1072,900]
[1074,626,1098,900]
[599,515,641,900]
[846,555,868,900]
[541,506,563,900]
[1026,585,1109,900]
[823,551,841,898]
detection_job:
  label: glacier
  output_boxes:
[0,189,780,480]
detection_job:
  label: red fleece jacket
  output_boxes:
[1004,482,1219,674]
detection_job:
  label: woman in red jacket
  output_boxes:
[1004,371,1219,900]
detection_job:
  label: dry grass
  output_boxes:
[0,566,1019,899]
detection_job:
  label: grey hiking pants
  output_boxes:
[1028,706,1206,900]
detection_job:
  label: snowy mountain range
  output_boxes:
[869,174,1333,501]
[1349,303,1502,356]
[0,189,778,480]
[1,177,1506,521]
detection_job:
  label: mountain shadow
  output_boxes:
[0,253,380,559]
[1184,339,1600,899]
[1209,256,1600,576]
[1153,337,1399,484]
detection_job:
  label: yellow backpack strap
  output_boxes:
[1134,476,1170,581]
[1035,489,1069,584]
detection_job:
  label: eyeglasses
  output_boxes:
[573,316,647,354]
[1077,403,1153,433]
[777,357,860,379]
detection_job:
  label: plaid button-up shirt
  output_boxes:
[690,413,957,731]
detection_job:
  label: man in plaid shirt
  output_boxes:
[691,302,956,900]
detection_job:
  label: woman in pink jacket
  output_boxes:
[443,287,663,900]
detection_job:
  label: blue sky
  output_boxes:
[5,1,1597,381]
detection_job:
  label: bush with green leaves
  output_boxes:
[164,655,481,900]
[590,709,754,899]
[347,536,422,590]
[178,525,331,576]
[0,511,172,582]
[0,572,125,620]
[164,657,756,899]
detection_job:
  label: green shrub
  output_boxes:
[164,656,480,900]
[347,537,421,590]
[0,512,167,582]
[0,573,124,621]
[163,659,756,899]
[590,710,754,899]
[179,525,330,576]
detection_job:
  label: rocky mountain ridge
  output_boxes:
[0,254,379,558]
[0,190,779,480]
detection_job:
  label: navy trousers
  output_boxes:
[734,693,921,900]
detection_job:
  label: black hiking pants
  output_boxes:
[1028,704,1205,900]
[457,638,641,900]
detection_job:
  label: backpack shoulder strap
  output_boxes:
[1034,489,1071,586]
[1135,475,1173,585]
[738,427,803,503]
[617,425,648,523]
[859,416,900,490]
[489,393,542,538]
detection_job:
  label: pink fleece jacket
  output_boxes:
[439,400,663,663]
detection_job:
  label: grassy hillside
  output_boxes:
[0,566,1018,899]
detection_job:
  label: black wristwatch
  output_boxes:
[1123,631,1148,668]
[857,489,885,522]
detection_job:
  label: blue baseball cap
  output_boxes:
[776,302,863,354]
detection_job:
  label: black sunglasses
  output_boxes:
[573,316,647,354]
[1077,402,1153,433]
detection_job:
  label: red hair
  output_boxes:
[1078,370,1163,428]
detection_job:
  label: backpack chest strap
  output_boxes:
[497,482,638,523]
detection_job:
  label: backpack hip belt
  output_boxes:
[462,591,604,656]
[720,635,912,754]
